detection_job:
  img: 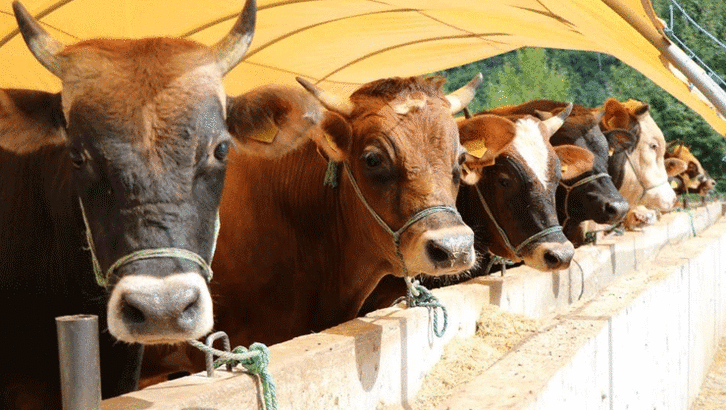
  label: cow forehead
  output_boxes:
[356,93,459,155]
[508,117,552,188]
[636,112,665,148]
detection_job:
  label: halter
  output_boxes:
[340,163,460,281]
[473,183,562,259]
[558,172,612,228]
[604,127,669,202]
[78,198,218,288]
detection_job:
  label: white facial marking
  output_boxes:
[511,117,550,188]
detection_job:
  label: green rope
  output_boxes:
[404,277,448,337]
[674,207,697,237]
[324,161,342,188]
[583,223,624,245]
[188,339,277,410]
[483,253,515,276]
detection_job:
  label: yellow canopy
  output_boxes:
[1,0,724,134]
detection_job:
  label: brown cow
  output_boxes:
[139,74,516,382]
[665,143,716,207]
[0,1,327,408]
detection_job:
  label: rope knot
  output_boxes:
[246,343,271,373]
[405,279,448,337]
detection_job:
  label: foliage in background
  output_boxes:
[437,0,726,191]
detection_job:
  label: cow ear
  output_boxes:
[458,114,516,184]
[553,145,595,180]
[632,102,650,117]
[665,157,687,177]
[309,111,352,162]
[602,98,630,130]
[226,86,323,157]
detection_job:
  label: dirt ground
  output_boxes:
[691,336,726,410]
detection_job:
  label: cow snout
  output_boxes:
[403,225,475,276]
[602,199,629,223]
[107,272,213,344]
[524,240,574,272]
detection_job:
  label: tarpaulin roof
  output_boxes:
[1,0,725,134]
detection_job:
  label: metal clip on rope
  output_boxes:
[189,332,277,410]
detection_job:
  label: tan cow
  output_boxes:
[665,143,716,207]
[601,98,686,219]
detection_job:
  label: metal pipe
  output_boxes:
[604,0,726,120]
[56,314,101,410]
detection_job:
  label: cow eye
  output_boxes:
[69,148,84,169]
[214,141,230,161]
[362,151,383,168]
[650,142,658,151]
[498,177,510,188]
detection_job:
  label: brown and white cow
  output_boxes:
[665,143,716,207]
[601,98,684,215]
[486,100,629,246]
[456,109,575,272]
[0,1,327,407]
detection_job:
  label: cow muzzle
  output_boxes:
[107,271,214,344]
[404,225,476,276]
[522,241,575,271]
[600,198,630,224]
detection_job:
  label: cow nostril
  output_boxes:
[179,292,200,324]
[604,203,618,216]
[121,298,146,325]
[426,241,452,264]
[543,250,561,268]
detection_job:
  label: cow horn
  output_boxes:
[296,77,354,117]
[13,1,66,78]
[541,103,573,138]
[446,73,483,114]
[212,0,256,75]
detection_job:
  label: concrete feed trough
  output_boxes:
[102,202,726,410]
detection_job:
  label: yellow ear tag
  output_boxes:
[561,164,568,173]
[671,180,679,189]
[248,118,279,144]
[324,132,339,153]
[463,140,488,159]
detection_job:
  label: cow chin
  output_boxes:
[521,241,575,272]
[641,184,677,212]
[400,225,476,276]
[107,272,214,345]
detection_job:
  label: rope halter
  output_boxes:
[78,198,217,288]
[604,127,669,203]
[559,172,612,228]
[340,163,460,277]
[473,183,562,259]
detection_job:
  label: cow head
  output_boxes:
[296,74,506,277]
[457,108,574,272]
[665,144,715,197]
[534,103,629,226]
[601,98,676,212]
[12,0,308,345]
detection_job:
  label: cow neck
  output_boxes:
[604,127,668,202]
[77,197,217,288]
[558,172,611,229]
[472,183,562,258]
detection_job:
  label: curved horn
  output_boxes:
[296,77,354,117]
[212,0,256,75]
[13,1,66,78]
[446,72,483,114]
[541,102,573,138]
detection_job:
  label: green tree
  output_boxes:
[483,48,571,109]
